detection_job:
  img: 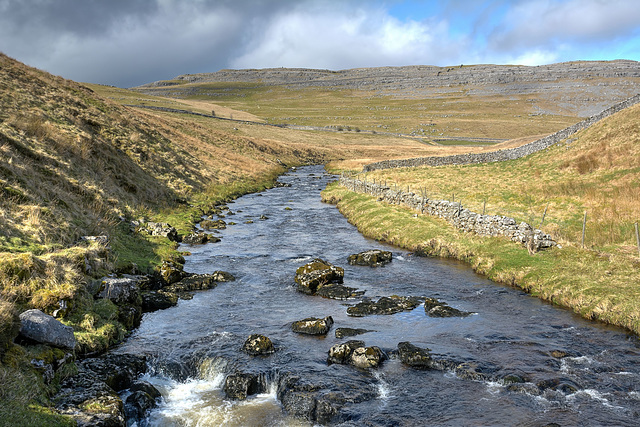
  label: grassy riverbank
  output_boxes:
[322,184,640,335]
[322,103,640,336]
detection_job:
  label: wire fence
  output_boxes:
[341,172,640,257]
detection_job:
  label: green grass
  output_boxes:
[323,183,640,335]
[133,83,580,141]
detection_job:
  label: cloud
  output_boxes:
[231,4,468,70]
[488,0,640,53]
[0,0,637,87]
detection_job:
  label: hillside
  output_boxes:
[138,60,640,117]
[323,98,640,336]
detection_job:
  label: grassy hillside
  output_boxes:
[323,101,640,335]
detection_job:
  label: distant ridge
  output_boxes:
[137,60,640,117]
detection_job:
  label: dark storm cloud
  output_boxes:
[0,0,638,88]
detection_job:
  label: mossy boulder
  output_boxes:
[242,334,275,356]
[160,260,186,285]
[294,258,344,295]
[327,340,364,365]
[347,250,392,267]
[424,297,473,317]
[347,296,423,317]
[397,342,433,369]
[223,372,267,400]
[291,316,334,335]
[350,346,386,369]
[200,219,226,230]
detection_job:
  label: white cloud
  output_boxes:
[231,6,466,70]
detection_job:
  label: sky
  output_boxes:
[1,0,639,88]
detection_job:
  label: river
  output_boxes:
[116,165,640,426]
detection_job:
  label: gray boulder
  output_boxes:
[97,277,141,305]
[19,309,76,350]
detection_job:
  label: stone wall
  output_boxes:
[363,93,640,172]
[339,176,556,251]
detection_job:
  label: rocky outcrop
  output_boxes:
[291,316,334,335]
[19,309,76,350]
[54,353,148,427]
[242,334,275,356]
[346,296,423,317]
[135,221,180,242]
[347,250,392,267]
[294,258,345,295]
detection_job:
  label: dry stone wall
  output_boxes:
[339,176,556,251]
[363,93,640,172]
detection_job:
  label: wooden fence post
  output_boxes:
[635,222,640,258]
[540,202,549,226]
[482,200,486,216]
[582,211,587,248]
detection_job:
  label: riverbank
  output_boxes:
[321,183,640,336]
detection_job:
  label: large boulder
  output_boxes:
[350,346,386,369]
[347,250,392,267]
[242,334,275,356]
[200,219,226,230]
[181,232,210,245]
[346,296,423,317]
[291,316,334,335]
[160,261,186,285]
[327,340,364,365]
[294,258,344,295]
[19,309,76,350]
[328,340,385,369]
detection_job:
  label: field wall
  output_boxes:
[338,175,557,251]
[363,93,640,172]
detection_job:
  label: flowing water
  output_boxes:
[117,166,640,426]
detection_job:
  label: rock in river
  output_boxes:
[242,334,275,356]
[328,340,386,369]
[335,328,373,339]
[292,316,334,335]
[315,283,364,300]
[347,249,392,267]
[397,342,434,369]
[347,296,423,317]
[294,258,344,295]
[424,297,473,317]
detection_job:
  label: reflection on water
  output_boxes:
[117,166,640,426]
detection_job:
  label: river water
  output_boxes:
[117,165,640,426]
